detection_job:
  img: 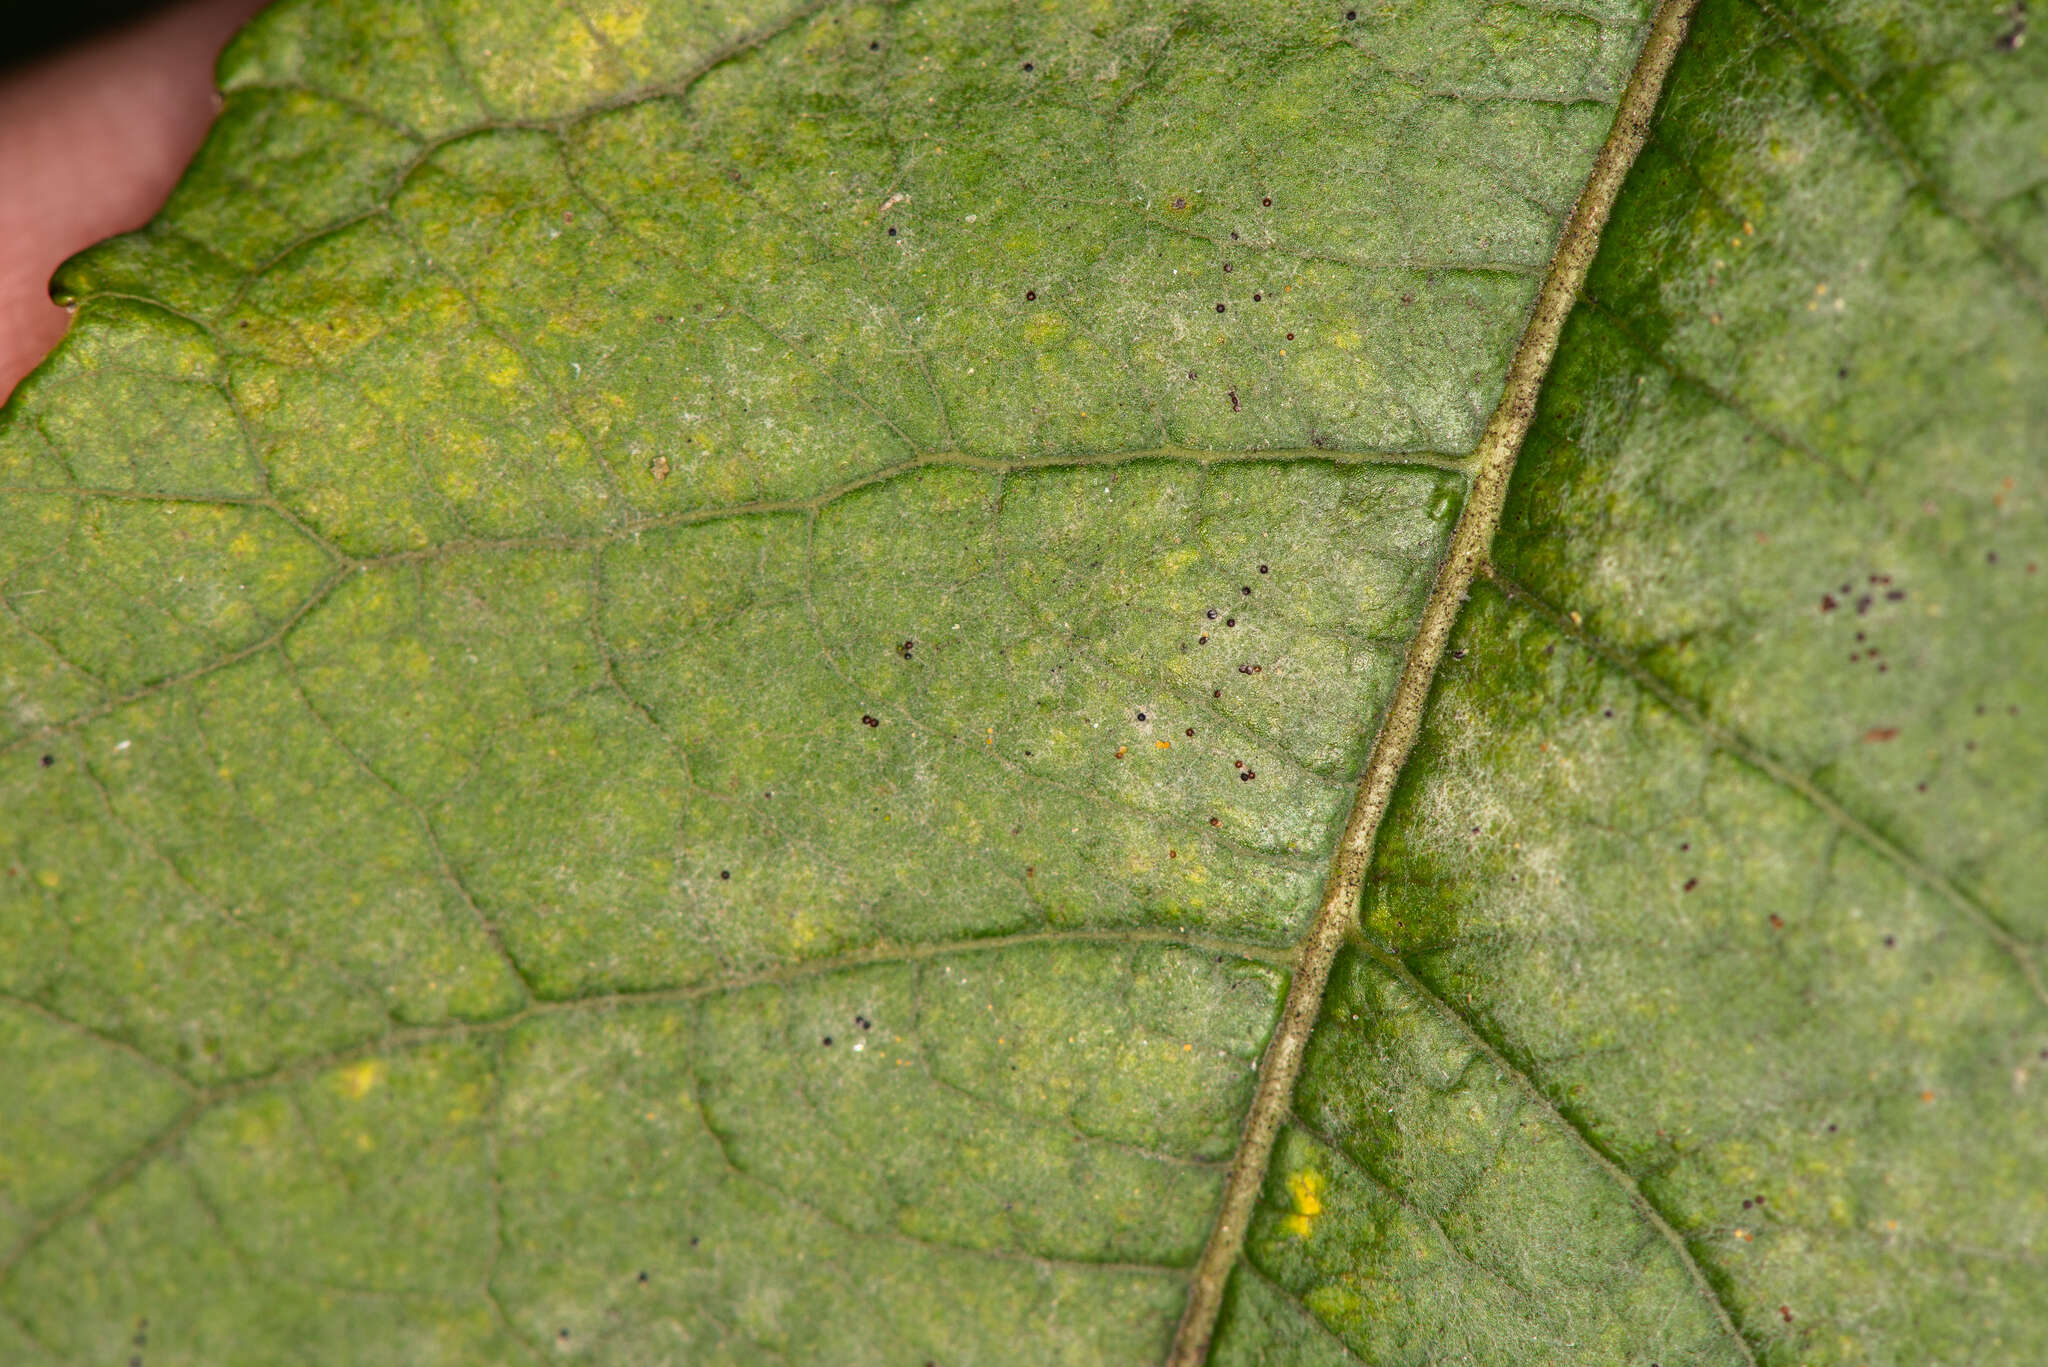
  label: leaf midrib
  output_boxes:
[1163,1,1739,1361]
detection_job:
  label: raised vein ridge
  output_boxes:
[1163,0,1710,1359]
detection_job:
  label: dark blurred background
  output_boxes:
[4,0,185,73]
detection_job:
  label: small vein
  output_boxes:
[1743,0,2048,320]
[1484,568,2048,1010]
[1234,1259,1374,1367]
[272,644,539,1004]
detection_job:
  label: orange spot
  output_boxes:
[1920,1090,1935,1103]
[1863,727,1899,742]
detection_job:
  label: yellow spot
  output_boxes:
[36,869,60,888]
[1282,1169,1326,1238]
[338,1061,384,1099]
[1156,740,1171,749]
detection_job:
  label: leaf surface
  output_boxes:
[0,0,2040,1364]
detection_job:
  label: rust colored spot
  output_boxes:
[1769,913,1785,929]
[1863,727,1899,742]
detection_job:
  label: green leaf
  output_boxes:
[0,1,2040,1365]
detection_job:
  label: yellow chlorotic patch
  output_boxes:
[1283,1169,1326,1238]
[338,1060,385,1099]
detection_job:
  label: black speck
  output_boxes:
[1683,878,1698,892]
[1883,935,1896,947]
[1345,8,1357,17]
[870,40,880,50]
[1025,289,1036,301]
[1222,263,1232,273]
[887,226,897,236]
[897,639,915,659]
[1137,710,1147,721]
[39,754,53,768]
[1603,708,1614,718]
[1451,649,1466,660]
[1240,769,1256,781]
[1259,564,1269,573]
[1261,196,1272,206]
[1989,550,2000,564]
[1022,61,1034,71]
[1285,331,1295,340]
[691,1236,700,1247]
[1886,589,1905,601]
[861,714,881,727]
[1225,617,1235,627]
[1827,1123,1838,1132]
[1680,842,1690,851]
[1241,585,1252,595]
[1253,292,1262,301]
[1837,367,1849,379]
[1215,303,1226,313]
[1198,634,1208,644]
[1820,593,1837,611]
[719,870,730,880]
[822,1036,833,1046]
[1207,609,1218,620]
[638,1270,650,1283]
[1212,689,1221,698]
[1185,728,1195,737]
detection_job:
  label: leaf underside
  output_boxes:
[0,0,2041,1365]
